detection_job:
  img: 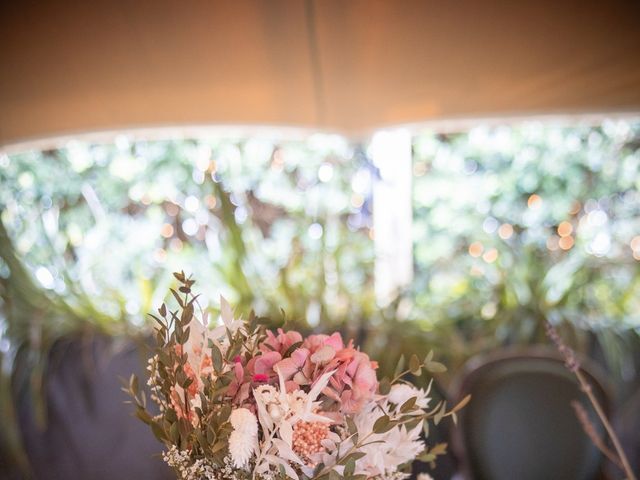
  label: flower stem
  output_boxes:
[574,370,636,480]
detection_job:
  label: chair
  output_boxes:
[451,347,611,480]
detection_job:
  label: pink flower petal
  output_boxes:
[291,347,310,366]
[311,345,336,364]
[274,358,299,380]
[253,351,282,375]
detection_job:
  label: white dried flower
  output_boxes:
[388,384,430,409]
[229,408,258,468]
[417,474,434,480]
[230,408,259,435]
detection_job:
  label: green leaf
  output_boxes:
[426,361,447,373]
[165,408,178,423]
[170,288,184,307]
[129,374,139,394]
[158,350,171,367]
[344,458,355,477]
[451,393,471,413]
[170,422,180,443]
[430,442,448,456]
[328,470,341,480]
[282,341,303,358]
[182,376,194,389]
[378,377,391,395]
[409,354,422,375]
[219,404,232,422]
[434,403,447,425]
[424,350,434,364]
[339,452,366,465]
[151,422,167,442]
[312,463,325,477]
[195,430,207,449]
[206,425,216,444]
[405,417,422,430]
[346,416,357,436]
[211,440,227,453]
[418,452,436,463]
[181,304,194,324]
[210,344,223,373]
[135,408,152,424]
[400,396,417,412]
[394,355,405,378]
[373,415,396,434]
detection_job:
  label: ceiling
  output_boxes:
[1,0,640,147]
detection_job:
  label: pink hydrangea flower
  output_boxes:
[248,350,282,376]
[229,350,284,405]
[262,328,303,355]
[274,347,313,391]
[302,334,378,414]
[228,329,378,414]
[333,350,378,413]
[303,332,344,354]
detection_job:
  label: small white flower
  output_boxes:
[388,384,430,409]
[229,408,258,468]
[417,474,434,480]
[268,403,283,420]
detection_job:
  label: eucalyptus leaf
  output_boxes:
[409,354,421,375]
[426,361,447,373]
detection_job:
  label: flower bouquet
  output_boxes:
[125,272,469,480]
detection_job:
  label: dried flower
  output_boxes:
[545,322,580,372]
[388,384,430,409]
[293,420,330,463]
[127,272,462,480]
[229,408,258,468]
[417,474,434,480]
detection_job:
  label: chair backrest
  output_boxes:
[452,348,610,480]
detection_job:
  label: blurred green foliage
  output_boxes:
[0,134,376,326]
[2,122,640,362]
[1,122,639,372]
[410,120,640,373]
[1,120,640,472]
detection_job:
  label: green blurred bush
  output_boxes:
[1,120,640,470]
[410,120,640,373]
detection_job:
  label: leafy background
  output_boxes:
[1,119,639,468]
